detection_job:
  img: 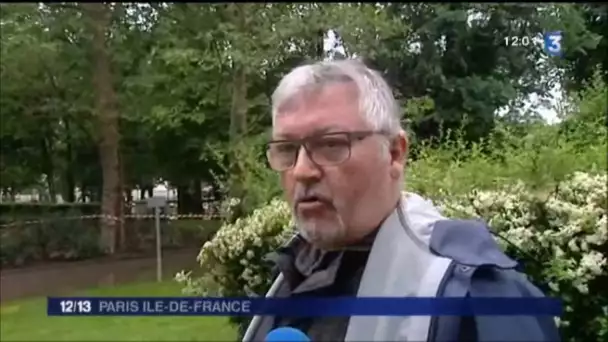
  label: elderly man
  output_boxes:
[242,59,560,342]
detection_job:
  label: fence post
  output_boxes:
[147,196,167,282]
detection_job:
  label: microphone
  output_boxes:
[265,327,310,342]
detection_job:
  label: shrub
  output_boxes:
[207,133,282,224]
[0,207,220,266]
[559,69,607,148]
[0,210,103,266]
[438,172,607,342]
[177,198,294,297]
[406,121,607,200]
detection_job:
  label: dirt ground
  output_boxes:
[0,248,201,302]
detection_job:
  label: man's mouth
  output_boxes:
[297,196,330,211]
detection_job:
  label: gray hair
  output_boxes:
[271,59,402,136]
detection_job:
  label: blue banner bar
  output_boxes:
[47,297,562,316]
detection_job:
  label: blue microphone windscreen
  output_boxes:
[265,327,310,342]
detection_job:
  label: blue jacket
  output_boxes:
[429,219,561,341]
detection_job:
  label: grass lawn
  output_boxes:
[0,281,237,341]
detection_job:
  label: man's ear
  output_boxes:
[389,130,408,179]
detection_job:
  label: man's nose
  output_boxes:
[292,146,322,183]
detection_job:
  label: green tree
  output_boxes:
[561,4,608,91]
[365,4,599,143]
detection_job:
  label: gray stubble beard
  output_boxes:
[293,209,348,250]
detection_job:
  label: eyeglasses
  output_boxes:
[265,131,387,171]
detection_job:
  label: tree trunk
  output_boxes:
[226,4,250,217]
[228,64,248,204]
[125,187,133,204]
[317,29,325,59]
[116,151,126,252]
[228,65,248,144]
[79,184,87,202]
[64,170,76,202]
[227,5,248,195]
[40,136,57,203]
[9,186,16,202]
[139,184,154,199]
[177,180,203,215]
[227,3,249,144]
[192,179,203,214]
[177,185,188,215]
[64,118,76,202]
[82,3,122,255]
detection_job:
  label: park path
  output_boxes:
[0,248,200,303]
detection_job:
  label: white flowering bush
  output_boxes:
[437,171,608,341]
[177,171,607,341]
[219,197,242,220]
[177,197,294,297]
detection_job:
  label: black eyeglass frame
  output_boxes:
[265,130,389,171]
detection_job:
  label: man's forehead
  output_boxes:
[276,81,358,114]
[272,124,351,139]
[272,82,363,139]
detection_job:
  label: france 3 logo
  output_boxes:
[543,31,562,57]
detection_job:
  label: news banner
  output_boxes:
[47,297,562,317]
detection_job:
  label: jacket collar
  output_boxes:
[269,228,377,293]
[268,191,517,291]
[401,192,517,269]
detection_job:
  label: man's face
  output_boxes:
[272,82,403,249]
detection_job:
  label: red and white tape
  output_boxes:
[0,213,221,228]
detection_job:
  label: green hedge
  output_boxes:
[0,202,222,266]
[0,203,101,222]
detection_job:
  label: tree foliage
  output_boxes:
[0,3,603,252]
